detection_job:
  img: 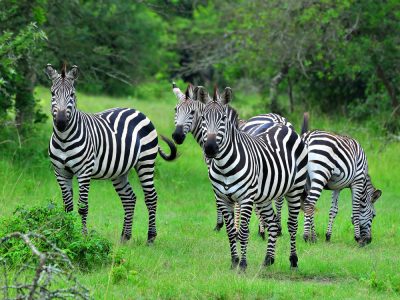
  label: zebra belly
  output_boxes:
[90,111,158,180]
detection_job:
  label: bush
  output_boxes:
[0,203,112,271]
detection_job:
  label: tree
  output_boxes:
[0,1,47,128]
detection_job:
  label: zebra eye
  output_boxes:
[190,110,195,115]
[70,92,75,97]
[51,92,55,97]
[222,114,227,120]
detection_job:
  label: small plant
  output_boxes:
[0,203,112,271]
[110,248,139,284]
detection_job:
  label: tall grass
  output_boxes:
[0,85,399,299]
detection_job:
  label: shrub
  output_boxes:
[0,203,112,271]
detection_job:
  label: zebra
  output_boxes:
[171,83,288,236]
[44,64,177,243]
[199,86,307,271]
[301,115,381,245]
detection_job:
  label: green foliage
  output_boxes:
[110,249,139,284]
[0,203,112,271]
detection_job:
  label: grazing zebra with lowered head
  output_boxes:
[301,115,381,245]
[45,64,177,243]
[199,86,307,271]
[171,83,287,237]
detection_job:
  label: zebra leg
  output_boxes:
[218,198,239,269]
[77,176,91,235]
[326,190,340,242]
[255,206,265,240]
[234,202,240,235]
[303,175,328,243]
[285,192,302,269]
[112,175,137,242]
[214,195,224,231]
[275,196,284,236]
[54,170,73,212]
[256,201,279,267]
[237,201,253,271]
[351,183,363,243]
[136,162,158,243]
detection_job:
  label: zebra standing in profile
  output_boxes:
[199,86,307,271]
[171,83,289,236]
[301,115,381,244]
[45,64,177,243]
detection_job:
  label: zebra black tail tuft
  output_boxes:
[158,135,178,161]
[301,112,309,136]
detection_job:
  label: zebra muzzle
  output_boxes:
[204,134,218,158]
[55,110,68,132]
[172,125,186,144]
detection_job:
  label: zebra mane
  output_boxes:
[227,105,240,129]
[61,62,67,78]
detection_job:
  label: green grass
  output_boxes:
[0,85,399,299]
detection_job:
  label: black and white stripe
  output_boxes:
[301,117,381,244]
[199,87,307,271]
[171,83,287,236]
[45,64,177,243]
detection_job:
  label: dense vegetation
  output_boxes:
[0,203,112,271]
[1,0,399,132]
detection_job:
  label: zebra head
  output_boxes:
[45,64,79,132]
[358,175,382,244]
[200,86,235,159]
[172,83,208,144]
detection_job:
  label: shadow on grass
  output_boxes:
[256,269,355,284]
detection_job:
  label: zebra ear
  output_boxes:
[196,86,210,104]
[44,64,59,81]
[185,84,194,100]
[172,82,185,101]
[221,87,233,105]
[372,189,382,203]
[67,65,79,80]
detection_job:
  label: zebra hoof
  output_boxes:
[231,256,239,269]
[214,223,224,232]
[354,235,361,243]
[147,232,157,244]
[277,229,282,237]
[325,233,331,242]
[289,254,298,269]
[64,206,73,213]
[120,232,132,243]
[263,255,275,267]
[239,260,247,272]
[258,230,266,240]
[303,234,316,243]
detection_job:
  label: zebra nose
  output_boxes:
[55,110,68,132]
[172,125,185,144]
[204,134,218,158]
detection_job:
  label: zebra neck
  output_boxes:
[52,110,84,142]
[191,102,205,146]
[212,124,240,165]
[191,116,203,146]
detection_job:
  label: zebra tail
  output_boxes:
[158,135,178,161]
[301,112,309,136]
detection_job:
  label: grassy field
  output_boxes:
[0,85,399,299]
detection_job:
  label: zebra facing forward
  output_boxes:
[171,83,288,236]
[199,86,307,271]
[45,64,177,243]
[301,116,381,245]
